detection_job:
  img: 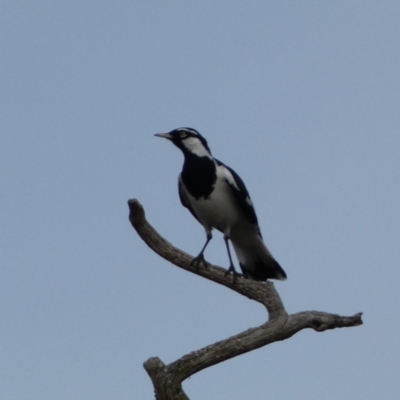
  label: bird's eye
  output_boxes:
[179,131,187,138]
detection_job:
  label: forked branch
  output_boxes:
[128,199,362,400]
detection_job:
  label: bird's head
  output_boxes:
[155,127,212,158]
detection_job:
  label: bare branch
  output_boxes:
[128,199,363,400]
[128,198,286,318]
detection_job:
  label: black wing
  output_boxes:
[215,159,259,226]
[178,176,200,223]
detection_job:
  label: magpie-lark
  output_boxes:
[155,127,287,282]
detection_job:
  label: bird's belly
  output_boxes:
[189,188,240,234]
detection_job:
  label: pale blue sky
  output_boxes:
[1,2,400,399]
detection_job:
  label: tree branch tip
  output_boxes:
[143,357,166,375]
[353,312,363,325]
[128,198,145,224]
[310,311,363,332]
[346,312,363,326]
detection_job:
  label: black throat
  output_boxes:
[181,153,216,200]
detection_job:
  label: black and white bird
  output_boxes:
[155,127,286,282]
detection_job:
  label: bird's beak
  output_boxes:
[154,133,173,140]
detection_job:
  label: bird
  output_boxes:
[154,127,286,282]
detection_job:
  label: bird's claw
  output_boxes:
[190,254,208,272]
[224,265,240,283]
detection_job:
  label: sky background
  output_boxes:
[1,1,400,399]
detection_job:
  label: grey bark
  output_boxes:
[128,199,363,400]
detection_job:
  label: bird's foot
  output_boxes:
[224,265,240,284]
[190,253,208,272]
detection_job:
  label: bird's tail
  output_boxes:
[231,234,287,281]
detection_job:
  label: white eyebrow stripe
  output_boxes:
[177,127,199,136]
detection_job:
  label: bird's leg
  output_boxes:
[223,235,240,283]
[190,233,212,271]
